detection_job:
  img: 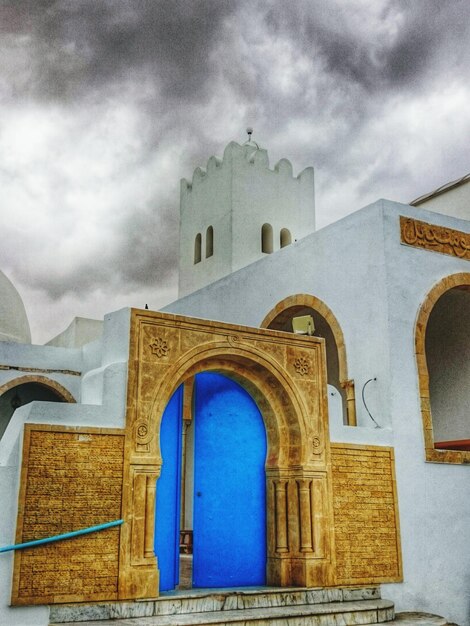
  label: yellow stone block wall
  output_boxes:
[12,425,125,605]
[331,443,402,585]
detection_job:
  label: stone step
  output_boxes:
[50,587,381,623]
[391,613,449,626]
[51,598,394,626]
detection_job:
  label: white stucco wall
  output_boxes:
[414,176,470,221]
[165,200,470,626]
[169,200,393,430]
[380,206,470,626]
[0,341,82,372]
[0,308,131,626]
[46,316,104,348]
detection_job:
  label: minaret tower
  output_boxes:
[178,131,315,297]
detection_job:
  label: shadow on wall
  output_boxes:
[426,285,470,446]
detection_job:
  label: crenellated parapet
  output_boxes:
[181,141,313,198]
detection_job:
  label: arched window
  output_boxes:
[415,273,470,463]
[194,233,202,264]
[261,224,273,254]
[0,377,74,440]
[280,228,292,248]
[261,294,356,427]
[206,226,214,258]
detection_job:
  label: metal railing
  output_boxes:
[0,519,124,553]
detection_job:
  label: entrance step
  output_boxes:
[392,614,450,625]
[49,587,395,625]
[52,599,394,625]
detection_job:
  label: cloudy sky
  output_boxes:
[1,1,470,343]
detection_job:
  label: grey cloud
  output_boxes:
[1,0,470,340]
[4,0,239,104]
[20,199,179,300]
[263,0,470,92]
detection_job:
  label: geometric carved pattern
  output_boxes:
[400,215,470,260]
[331,443,402,585]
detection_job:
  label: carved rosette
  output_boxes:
[311,435,324,456]
[149,337,169,358]
[135,419,153,452]
[400,215,470,260]
[294,356,310,376]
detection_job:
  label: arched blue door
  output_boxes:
[193,373,267,587]
[155,373,267,590]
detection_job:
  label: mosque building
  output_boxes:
[0,135,469,626]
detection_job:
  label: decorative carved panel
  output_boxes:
[400,215,470,260]
[331,444,402,585]
[12,425,125,605]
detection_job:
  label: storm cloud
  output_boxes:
[1,1,470,342]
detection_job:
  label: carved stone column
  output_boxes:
[298,479,314,553]
[274,479,289,554]
[287,470,335,587]
[144,473,158,559]
[266,471,292,586]
[341,379,357,426]
[119,461,160,599]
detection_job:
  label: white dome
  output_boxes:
[0,271,31,344]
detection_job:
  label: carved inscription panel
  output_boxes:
[400,215,470,260]
[331,444,402,585]
[12,425,125,605]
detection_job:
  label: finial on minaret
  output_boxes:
[244,127,259,149]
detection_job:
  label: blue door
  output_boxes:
[193,373,267,587]
[154,385,183,592]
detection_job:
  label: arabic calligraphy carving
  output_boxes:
[400,216,470,260]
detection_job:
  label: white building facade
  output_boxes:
[0,140,469,626]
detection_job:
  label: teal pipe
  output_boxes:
[0,519,124,553]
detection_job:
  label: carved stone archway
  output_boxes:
[0,375,76,403]
[415,272,470,464]
[119,309,336,599]
[0,375,75,439]
[260,294,356,426]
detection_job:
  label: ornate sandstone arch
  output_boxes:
[0,376,76,441]
[261,294,356,426]
[0,375,76,403]
[119,309,336,599]
[415,272,470,464]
